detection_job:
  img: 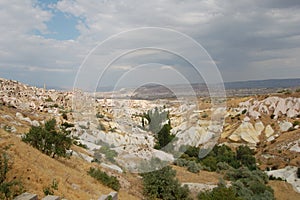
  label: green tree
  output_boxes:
[141,166,191,200]
[142,107,175,150]
[236,146,256,170]
[22,119,72,158]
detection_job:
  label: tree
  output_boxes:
[236,146,256,170]
[142,107,175,150]
[22,119,72,158]
[141,166,191,200]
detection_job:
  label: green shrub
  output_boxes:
[22,119,72,158]
[224,167,274,200]
[96,113,104,118]
[43,179,58,196]
[97,146,118,163]
[198,185,241,200]
[293,121,300,126]
[187,161,200,173]
[201,113,208,118]
[241,109,247,114]
[141,166,191,200]
[88,167,120,191]
[174,158,188,167]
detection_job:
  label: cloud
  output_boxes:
[0,0,300,88]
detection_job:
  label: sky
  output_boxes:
[0,0,300,90]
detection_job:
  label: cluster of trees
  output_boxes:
[198,167,275,200]
[22,119,72,158]
[140,107,174,150]
[180,145,257,171]
[141,166,191,200]
[87,167,120,191]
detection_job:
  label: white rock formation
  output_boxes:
[265,125,275,138]
[267,166,300,193]
[279,121,293,132]
[229,121,264,144]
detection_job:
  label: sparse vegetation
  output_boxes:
[97,146,118,163]
[201,113,208,118]
[22,119,73,158]
[293,121,300,126]
[141,166,191,200]
[0,149,23,199]
[43,179,58,196]
[87,167,120,191]
[241,109,247,114]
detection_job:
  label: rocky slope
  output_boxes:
[1,77,300,198]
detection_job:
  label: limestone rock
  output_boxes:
[230,122,261,144]
[14,192,38,200]
[279,121,293,132]
[265,125,274,138]
[42,196,60,200]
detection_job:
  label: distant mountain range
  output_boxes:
[224,78,300,89]
[107,78,300,99]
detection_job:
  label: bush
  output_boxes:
[174,158,188,167]
[293,121,300,126]
[198,185,241,200]
[0,150,23,199]
[43,179,58,196]
[141,166,191,200]
[187,161,200,173]
[22,119,72,158]
[224,167,274,200]
[97,146,118,163]
[88,167,120,191]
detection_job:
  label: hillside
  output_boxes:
[1,77,300,199]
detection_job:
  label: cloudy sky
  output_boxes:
[0,0,300,90]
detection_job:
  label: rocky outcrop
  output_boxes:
[267,166,300,193]
[229,121,264,144]
[98,191,118,200]
[265,125,274,138]
[238,96,300,119]
[13,192,38,200]
[279,121,293,132]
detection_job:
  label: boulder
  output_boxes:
[279,121,293,132]
[42,196,60,200]
[265,125,274,138]
[230,122,260,144]
[13,192,38,200]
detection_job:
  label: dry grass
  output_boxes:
[269,180,300,200]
